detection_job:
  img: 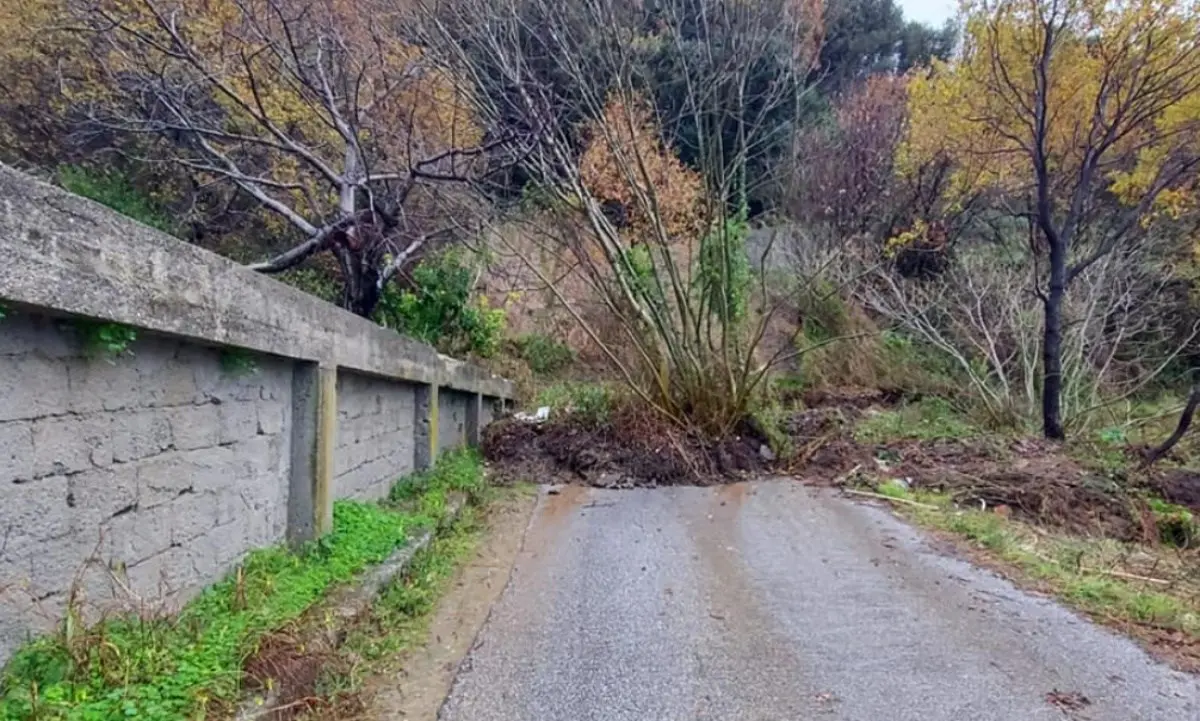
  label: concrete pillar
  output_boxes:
[287,361,338,546]
[465,392,483,446]
[414,383,440,471]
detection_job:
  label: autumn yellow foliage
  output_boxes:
[901,0,1200,217]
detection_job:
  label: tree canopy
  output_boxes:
[900,0,1200,437]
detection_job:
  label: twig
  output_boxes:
[1088,568,1172,586]
[830,463,863,486]
[1029,550,1173,586]
[789,431,838,471]
[843,488,940,510]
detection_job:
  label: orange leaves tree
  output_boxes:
[25,0,519,316]
[424,0,827,435]
[901,0,1200,438]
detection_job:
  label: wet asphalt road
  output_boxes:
[437,481,1199,721]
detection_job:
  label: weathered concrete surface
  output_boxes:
[0,314,293,662]
[0,161,514,666]
[439,482,1199,721]
[0,163,511,398]
[437,389,472,455]
[335,372,417,500]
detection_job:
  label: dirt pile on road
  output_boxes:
[483,407,766,488]
[485,388,1192,544]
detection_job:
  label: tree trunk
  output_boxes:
[1144,380,1200,466]
[1041,243,1067,440]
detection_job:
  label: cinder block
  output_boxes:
[166,403,222,451]
[69,466,138,520]
[0,476,70,555]
[0,355,69,421]
[137,345,201,408]
[216,401,259,444]
[32,414,111,477]
[0,421,33,482]
[136,446,233,506]
[256,401,286,436]
[66,355,140,413]
[110,409,172,463]
[0,315,73,357]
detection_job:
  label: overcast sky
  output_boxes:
[897,0,957,26]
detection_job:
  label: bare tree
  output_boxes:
[75,0,522,316]
[860,236,1199,431]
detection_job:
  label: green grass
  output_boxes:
[854,397,979,443]
[0,451,484,721]
[867,479,1200,639]
[326,483,535,702]
[340,508,483,665]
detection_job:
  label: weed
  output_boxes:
[854,397,978,443]
[219,347,259,377]
[944,511,1012,552]
[388,449,488,515]
[0,451,484,721]
[513,334,574,376]
[750,402,794,460]
[73,321,137,360]
[0,303,7,321]
[876,479,913,501]
[340,508,482,665]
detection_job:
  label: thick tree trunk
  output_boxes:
[1144,380,1200,466]
[1041,244,1067,440]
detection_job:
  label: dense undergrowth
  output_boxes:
[0,451,485,721]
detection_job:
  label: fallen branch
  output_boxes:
[1029,550,1173,586]
[843,488,940,510]
[1087,568,1172,586]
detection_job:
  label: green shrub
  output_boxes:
[374,251,505,358]
[514,334,575,376]
[58,166,176,236]
[536,382,614,426]
[697,209,750,322]
[277,267,341,304]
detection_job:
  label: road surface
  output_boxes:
[438,481,1199,720]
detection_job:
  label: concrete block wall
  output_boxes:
[0,163,513,666]
[335,373,417,501]
[0,314,293,659]
[437,389,472,454]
